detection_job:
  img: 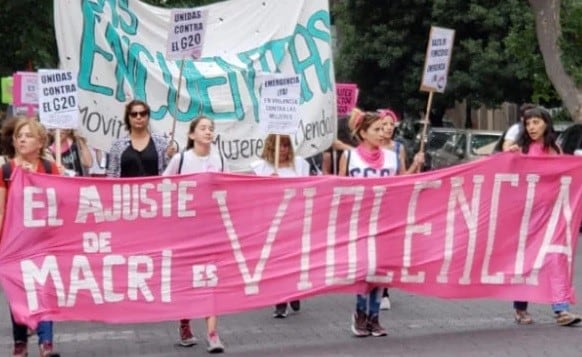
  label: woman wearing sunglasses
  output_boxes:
[107,99,174,177]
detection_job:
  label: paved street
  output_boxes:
[1,234,581,357]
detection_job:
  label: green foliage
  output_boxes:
[561,0,582,86]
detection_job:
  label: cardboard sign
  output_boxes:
[420,26,455,93]
[336,83,358,117]
[259,74,301,135]
[37,69,79,129]
[166,8,208,60]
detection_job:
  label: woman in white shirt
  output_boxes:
[251,134,309,317]
[163,116,226,353]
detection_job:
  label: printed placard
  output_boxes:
[166,8,208,60]
[336,83,358,117]
[259,74,301,135]
[37,69,79,129]
[420,26,455,93]
[12,72,38,106]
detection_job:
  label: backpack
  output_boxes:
[2,159,53,187]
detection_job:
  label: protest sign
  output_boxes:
[37,69,79,129]
[420,26,455,93]
[336,83,358,117]
[1,76,13,104]
[259,74,301,135]
[54,0,336,171]
[1,154,581,326]
[166,8,208,60]
[12,72,38,116]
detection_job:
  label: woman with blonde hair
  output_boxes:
[251,134,309,317]
[0,118,61,356]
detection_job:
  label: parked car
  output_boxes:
[430,130,502,170]
[557,123,582,155]
[423,127,459,171]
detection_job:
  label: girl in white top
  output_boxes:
[251,134,309,318]
[162,116,226,353]
[339,109,391,338]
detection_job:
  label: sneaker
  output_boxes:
[206,331,225,354]
[12,341,27,357]
[273,305,288,318]
[367,315,387,337]
[290,300,301,312]
[514,310,533,325]
[556,311,582,326]
[178,322,198,347]
[351,310,370,337]
[380,296,391,310]
[39,342,60,357]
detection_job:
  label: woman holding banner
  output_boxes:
[338,108,392,337]
[251,134,310,318]
[376,109,425,310]
[0,118,61,356]
[163,116,227,353]
[508,107,581,327]
[107,99,174,177]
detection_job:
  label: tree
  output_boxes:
[528,0,582,121]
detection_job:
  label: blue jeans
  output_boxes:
[356,287,380,317]
[11,311,53,344]
[513,301,570,314]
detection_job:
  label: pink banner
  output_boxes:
[1,154,581,327]
[336,83,358,117]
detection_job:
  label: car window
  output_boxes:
[471,134,502,156]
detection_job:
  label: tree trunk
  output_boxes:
[529,0,582,121]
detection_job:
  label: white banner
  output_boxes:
[37,69,79,129]
[54,0,336,171]
[259,74,301,135]
[420,26,455,93]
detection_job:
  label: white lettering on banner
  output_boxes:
[21,256,66,310]
[366,186,393,283]
[82,232,112,253]
[512,175,539,283]
[212,189,297,295]
[298,188,316,291]
[481,174,518,284]
[75,181,196,223]
[67,255,104,306]
[21,251,173,310]
[401,180,442,283]
[192,264,218,288]
[437,176,484,284]
[526,176,574,285]
[23,187,63,227]
[326,186,363,286]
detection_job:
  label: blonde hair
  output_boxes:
[260,134,295,166]
[12,118,48,156]
[348,108,382,142]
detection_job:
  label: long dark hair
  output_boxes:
[518,108,560,154]
[123,99,150,132]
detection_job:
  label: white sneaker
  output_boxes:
[207,331,225,353]
[380,296,391,310]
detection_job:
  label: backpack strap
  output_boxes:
[220,153,225,172]
[178,153,184,174]
[395,142,401,173]
[345,150,351,176]
[2,162,11,184]
[42,159,52,174]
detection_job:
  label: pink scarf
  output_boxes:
[356,144,384,169]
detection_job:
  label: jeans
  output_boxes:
[356,287,380,317]
[11,311,53,344]
[513,301,570,314]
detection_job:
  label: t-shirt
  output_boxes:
[0,160,59,189]
[505,123,522,142]
[345,148,398,178]
[120,138,159,177]
[163,150,226,175]
[251,157,310,177]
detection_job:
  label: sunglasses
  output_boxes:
[129,110,148,118]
